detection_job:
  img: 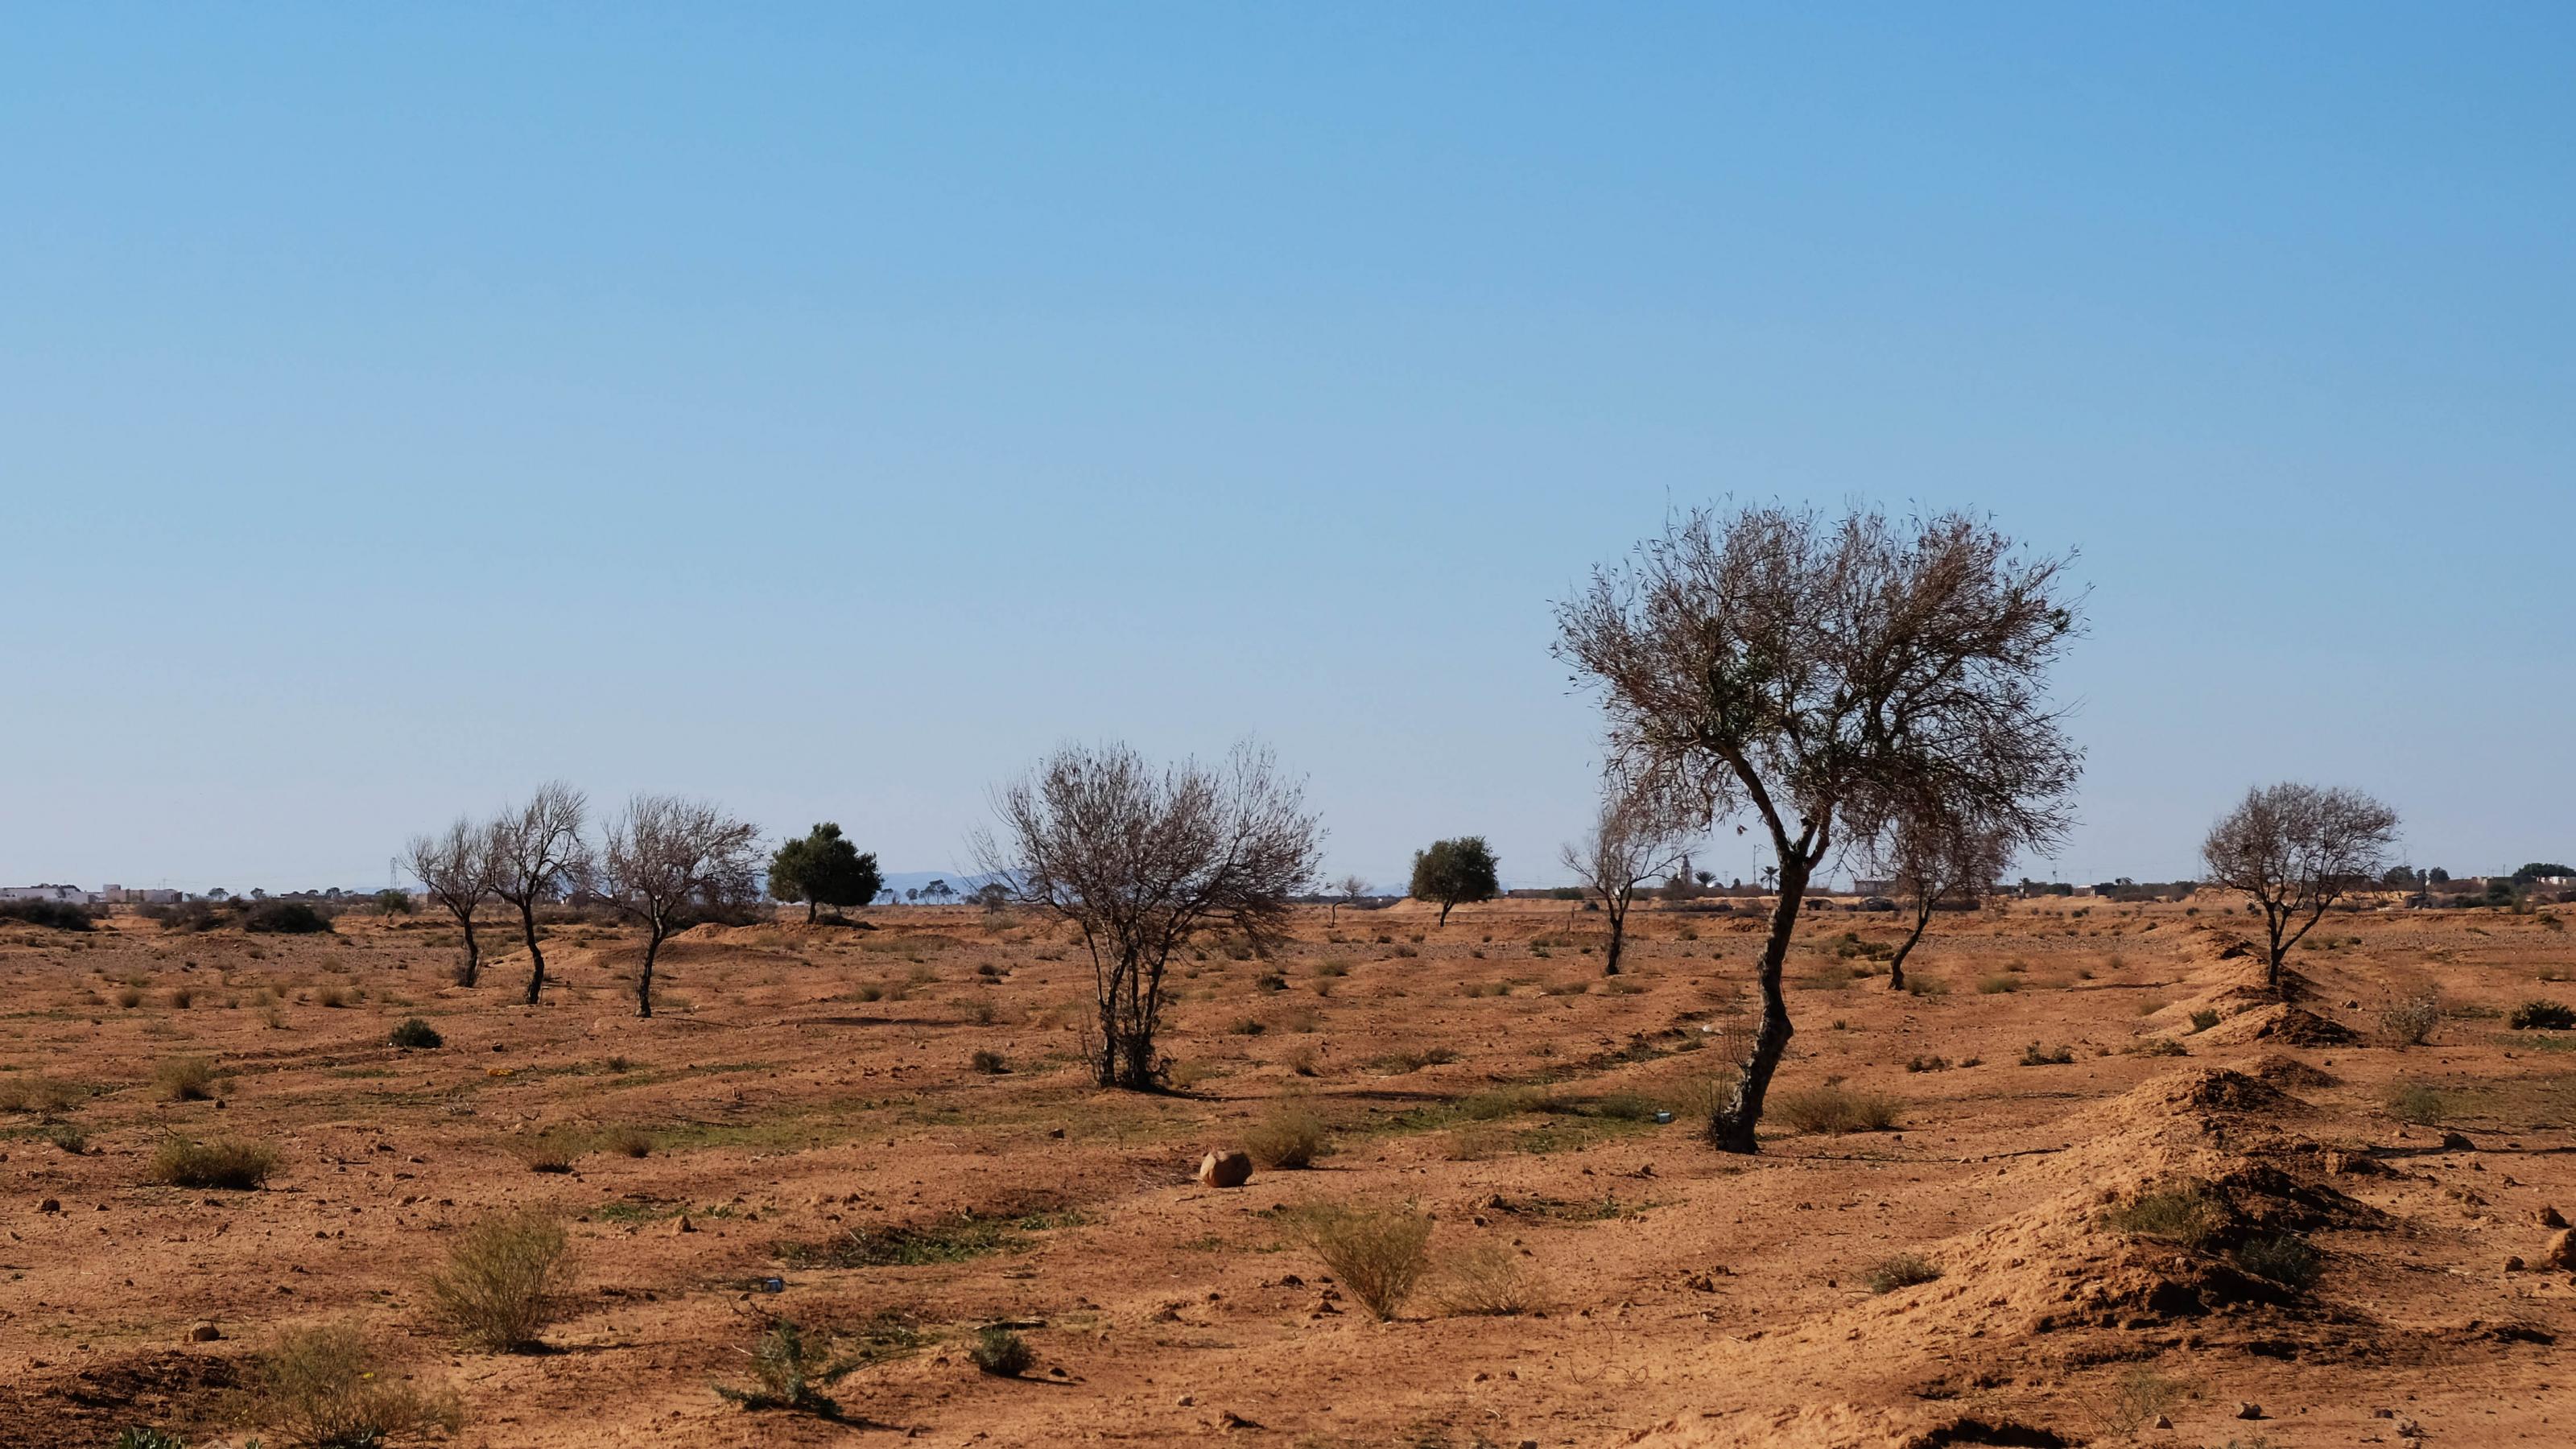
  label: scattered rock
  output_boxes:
[1195,1150,1253,1189]
[671,1215,696,1235]
[37,1199,60,1214]
[2441,1131,2476,1151]
[2153,1415,2172,1430]
[189,1323,222,1343]
[2504,1256,2526,1274]
[2237,1402,2264,1420]
[1216,1410,1261,1430]
[2543,1228,2576,1271]
[2539,1205,2566,1228]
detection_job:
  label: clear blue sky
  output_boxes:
[5,4,2568,894]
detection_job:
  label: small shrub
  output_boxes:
[1863,1253,1942,1294]
[514,1129,584,1174]
[2382,1080,2446,1125]
[150,1135,279,1190]
[2131,1037,2189,1056]
[1289,1200,1434,1319]
[2093,1367,2185,1437]
[0,1074,80,1113]
[1245,1104,1328,1169]
[2508,1000,2576,1031]
[597,1125,653,1158]
[1903,975,1951,997]
[1253,971,1286,993]
[1905,1055,1950,1073]
[45,1121,89,1154]
[2189,1007,2223,1033]
[245,901,333,935]
[167,987,194,1009]
[969,1048,1008,1074]
[2236,1232,2322,1290]
[427,1207,574,1352]
[2017,1042,2075,1067]
[155,1056,221,1102]
[969,1326,1033,1377]
[0,898,94,931]
[314,983,351,1009]
[1976,974,2021,995]
[257,1321,461,1449]
[2104,1184,2227,1247]
[716,1318,853,1414]
[1431,1241,1551,1315]
[115,986,145,1009]
[1773,1084,1903,1134]
[111,1430,187,1449]
[388,1018,443,1050]
[1365,1046,1457,1075]
[2380,993,2440,1047]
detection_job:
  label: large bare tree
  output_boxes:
[597,794,762,1018]
[1866,808,2015,993]
[976,741,1323,1090]
[1330,873,1369,927]
[2200,782,2400,994]
[1557,503,2083,1152]
[485,782,589,1006]
[1558,784,1688,976]
[405,817,494,986]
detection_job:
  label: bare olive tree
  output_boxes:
[597,794,762,1018]
[1866,809,2015,993]
[405,817,494,986]
[485,782,589,1006]
[1331,873,1370,926]
[1558,785,1688,976]
[2200,782,2400,994]
[976,741,1323,1090]
[1557,503,2083,1152]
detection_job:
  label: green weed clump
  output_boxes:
[150,1135,278,1190]
[1287,1200,1434,1320]
[426,1208,575,1352]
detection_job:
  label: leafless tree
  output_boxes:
[1557,503,2083,1152]
[485,782,590,1006]
[2201,782,2400,994]
[975,741,1323,1090]
[597,794,762,1018]
[1330,873,1370,926]
[1558,784,1688,976]
[405,817,493,986]
[1866,809,2015,992]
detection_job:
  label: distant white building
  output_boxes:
[1,884,93,904]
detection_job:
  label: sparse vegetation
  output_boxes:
[387,1017,443,1049]
[2382,1080,2447,1125]
[970,1327,1034,1377]
[2508,999,2575,1030]
[149,1133,278,1189]
[2236,1232,2322,1290]
[716,1317,856,1414]
[1862,1253,1942,1294]
[2017,1041,2075,1066]
[244,901,333,935]
[1431,1241,1552,1315]
[2103,1183,2227,1248]
[1771,1084,1903,1134]
[255,1321,462,1449]
[1245,1103,1329,1168]
[1288,1200,1434,1319]
[426,1207,575,1352]
[154,1055,221,1101]
[2380,993,2441,1047]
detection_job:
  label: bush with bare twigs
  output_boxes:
[426,1208,575,1351]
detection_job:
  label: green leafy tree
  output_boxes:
[1410,836,1500,926]
[766,823,881,923]
[2512,861,2574,885]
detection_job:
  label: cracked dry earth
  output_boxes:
[2,898,2570,1448]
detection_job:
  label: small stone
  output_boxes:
[671,1215,696,1235]
[1174,1394,1195,1407]
[2442,1130,2475,1151]
[189,1323,222,1343]
[1195,1150,1253,1189]
[2237,1402,2264,1420]
[2543,1228,2576,1271]
[38,1199,60,1214]
[2540,1205,2567,1228]
[2153,1416,2172,1430]
[2504,1256,2526,1273]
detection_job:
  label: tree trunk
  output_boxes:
[636,927,659,1018]
[1438,900,1453,927]
[456,911,481,987]
[1709,858,1807,1154]
[520,902,547,1005]
[806,898,818,924]
[1603,898,1626,976]
[1886,904,1931,992]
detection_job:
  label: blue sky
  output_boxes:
[4,4,2568,893]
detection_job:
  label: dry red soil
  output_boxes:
[3,898,2571,1448]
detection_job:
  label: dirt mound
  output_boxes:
[2143,1065,2300,1115]
[2252,1053,2341,1089]
[1624,1405,2074,1448]
[2198,1003,2359,1048]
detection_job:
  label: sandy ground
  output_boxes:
[2,897,2570,1448]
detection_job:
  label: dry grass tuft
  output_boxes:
[426,1207,575,1352]
[1772,1084,1903,1134]
[154,1055,221,1102]
[1288,1200,1434,1319]
[1244,1104,1329,1168]
[150,1134,278,1190]
[257,1321,461,1449]
[1430,1241,1552,1316]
